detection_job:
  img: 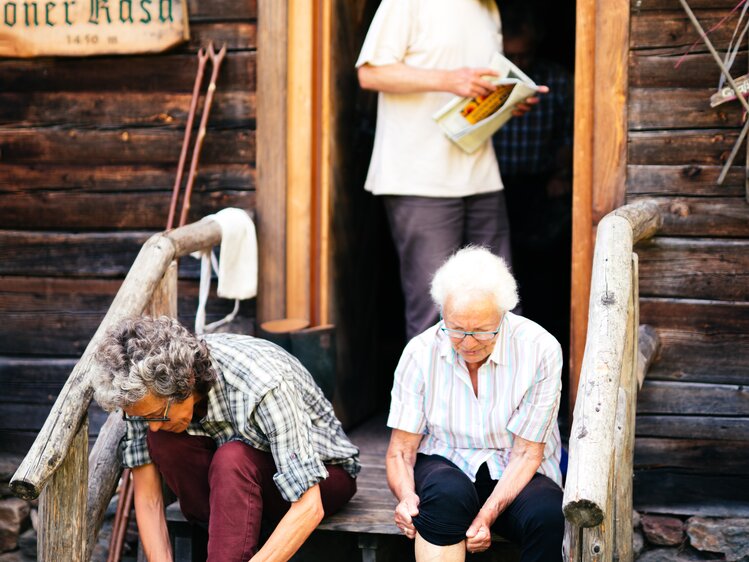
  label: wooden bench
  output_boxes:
[166,415,513,561]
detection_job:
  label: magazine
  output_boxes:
[433,52,540,154]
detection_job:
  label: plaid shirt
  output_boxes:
[493,59,573,177]
[120,333,360,502]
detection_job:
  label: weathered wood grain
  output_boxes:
[0,403,108,431]
[38,417,88,561]
[634,470,749,516]
[0,52,255,92]
[637,380,749,415]
[565,215,635,528]
[628,88,742,130]
[186,0,256,21]
[637,237,749,300]
[0,231,205,278]
[629,196,749,237]
[636,415,749,441]
[635,437,749,474]
[629,129,742,166]
[641,297,749,385]
[0,358,78,403]
[630,51,747,88]
[636,324,659,390]
[0,190,254,230]
[185,22,257,52]
[0,276,255,355]
[627,165,745,196]
[631,10,736,49]
[0,164,255,193]
[0,129,255,165]
[0,92,255,128]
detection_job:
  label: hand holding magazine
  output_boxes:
[433,52,539,154]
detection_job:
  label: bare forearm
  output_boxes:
[251,485,324,562]
[386,450,417,501]
[132,465,172,562]
[358,63,451,94]
[482,448,543,520]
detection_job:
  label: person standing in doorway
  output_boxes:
[356,0,547,340]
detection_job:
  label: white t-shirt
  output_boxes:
[356,0,504,198]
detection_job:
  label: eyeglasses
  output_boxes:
[440,320,502,342]
[123,398,172,423]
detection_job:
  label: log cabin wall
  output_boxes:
[628,0,749,514]
[0,0,258,454]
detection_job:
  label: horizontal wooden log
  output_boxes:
[637,237,749,300]
[627,165,745,197]
[186,22,257,51]
[641,297,749,385]
[638,380,749,415]
[186,0,256,21]
[0,190,254,230]
[0,52,255,92]
[564,215,635,528]
[0,358,78,404]
[630,51,747,88]
[0,129,255,165]
[0,276,255,355]
[0,163,255,193]
[636,415,749,441]
[635,437,749,475]
[631,10,736,49]
[634,470,749,516]
[0,92,255,129]
[627,196,749,237]
[628,88,742,130]
[0,231,209,278]
[629,129,742,166]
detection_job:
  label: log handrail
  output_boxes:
[563,199,662,529]
[10,219,222,501]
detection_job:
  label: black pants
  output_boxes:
[412,454,564,562]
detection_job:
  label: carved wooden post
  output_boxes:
[38,416,89,561]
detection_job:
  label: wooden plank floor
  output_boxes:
[317,414,398,535]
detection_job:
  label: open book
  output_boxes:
[433,52,539,154]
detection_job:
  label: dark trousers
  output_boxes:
[382,191,512,340]
[412,454,563,562]
[147,430,357,562]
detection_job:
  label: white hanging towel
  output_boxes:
[193,208,257,334]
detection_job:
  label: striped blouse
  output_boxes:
[387,312,563,487]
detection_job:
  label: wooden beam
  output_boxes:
[256,0,288,322]
[286,0,313,322]
[570,0,596,418]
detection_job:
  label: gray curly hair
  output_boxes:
[92,315,217,412]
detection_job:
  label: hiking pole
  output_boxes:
[167,47,209,230]
[178,42,228,227]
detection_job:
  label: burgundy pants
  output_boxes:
[147,430,357,561]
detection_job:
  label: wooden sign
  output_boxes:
[0,0,189,57]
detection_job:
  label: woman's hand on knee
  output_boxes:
[394,493,420,539]
[465,510,493,553]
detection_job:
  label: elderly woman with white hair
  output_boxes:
[385,246,564,562]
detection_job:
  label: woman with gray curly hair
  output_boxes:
[385,246,564,562]
[93,316,359,562]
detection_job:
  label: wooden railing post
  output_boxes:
[38,415,88,561]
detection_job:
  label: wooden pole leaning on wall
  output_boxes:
[38,416,89,561]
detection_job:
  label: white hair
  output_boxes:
[430,246,518,314]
